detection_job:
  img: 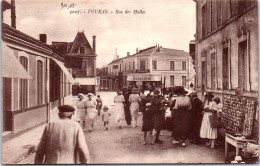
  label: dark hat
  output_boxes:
[103,106,109,110]
[58,105,75,112]
[205,92,214,98]
[213,97,220,102]
[154,89,160,94]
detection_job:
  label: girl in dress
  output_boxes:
[129,88,141,128]
[101,106,111,130]
[114,90,125,129]
[200,92,218,148]
[142,103,154,145]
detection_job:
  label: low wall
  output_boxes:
[13,104,48,133]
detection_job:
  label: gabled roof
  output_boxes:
[68,32,94,55]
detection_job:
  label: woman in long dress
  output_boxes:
[85,93,98,132]
[76,93,87,129]
[172,87,192,147]
[114,90,125,129]
[129,88,141,128]
[200,92,218,148]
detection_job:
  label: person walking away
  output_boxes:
[142,103,154,145]
[85,93,98,133]
[123,88,131,125]
[114,90,125,129]
[96,95,103,116]
[35,105,89,164]
[129,88,141,128]
[151,89,165,144]
[200,92,218,148]
[75,93,87,129]
[189,92,203,144]
[172,87,192,147]
[101,106,111,130]
[140,90,146,113]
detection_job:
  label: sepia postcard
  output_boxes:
[1,0,259,164]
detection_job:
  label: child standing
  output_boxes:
[96,95,103,116]
[101,106,111,130]
[142,103,154,145]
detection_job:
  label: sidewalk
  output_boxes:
[2,124,46,164]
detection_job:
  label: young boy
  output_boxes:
[101,106,111,130]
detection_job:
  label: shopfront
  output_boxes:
[127,74,162,90]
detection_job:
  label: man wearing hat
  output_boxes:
[35,105,89,164]
[189,92,203,144]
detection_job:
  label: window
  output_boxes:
[202,4,207,38]
[129,62,131,70]
[140,61,145,70]
[170,61,175,70]
[152,60,157,70]
[182,76,187,87]
[211,53,216,89]
[37,60,44,105]
[80,47,85,54]
[182,61,187,70]
[238,41,249,90]
[230,0,238,17]
[19,57,28,109]
[222,48,229,89]
[211,0,217,31]
[217,0,222,26]
[119,64,122,72]
[133,61,135,70]
[125,63,127,71]
[170,76,175,86]
[201,55,207,88]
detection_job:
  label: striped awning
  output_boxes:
[2,42,33,79]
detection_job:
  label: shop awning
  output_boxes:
[52,58,78,84]
[75,78,97,85]
[2,42,33,79]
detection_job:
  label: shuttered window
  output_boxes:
[37,60,44,105]
[19,57,28,109]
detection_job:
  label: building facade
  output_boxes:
[2,23,75,134]
[106,45,195,91]
[51,32,97,94]
[194,0,258,101]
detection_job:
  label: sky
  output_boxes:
[3,0,196,67]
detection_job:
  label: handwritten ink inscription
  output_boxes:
[60,0,146,15]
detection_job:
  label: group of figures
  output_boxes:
[110,85,222,147]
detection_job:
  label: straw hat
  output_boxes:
[87,93,94,97]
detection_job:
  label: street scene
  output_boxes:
[1,0,259,164]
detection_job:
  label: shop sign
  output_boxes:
[135,69,150,73]
[133,75,152,81]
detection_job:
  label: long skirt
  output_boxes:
[200,112,217,139]
[130,102,139,119]
[115,103,125,122]
[85,107,98,130]
[173,109,190,141]
[124,102,131,125]
[76,108,86,121]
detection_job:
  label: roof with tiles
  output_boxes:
[68,32,94,55]
[2,23,52,50]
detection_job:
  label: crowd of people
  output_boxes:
[73,85,223,148]
[34,85,224,164]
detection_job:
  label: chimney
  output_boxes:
[93,36,96,54]
[127,52,130,56]
[11,0,16,28]
[136,48,139,53]
[39,34,47,43]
